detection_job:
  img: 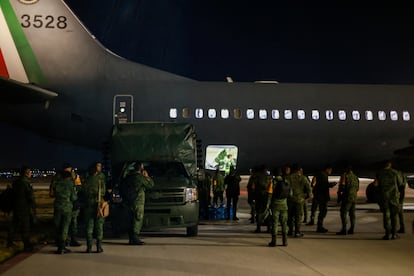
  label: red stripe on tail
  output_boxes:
[0,48,10,78]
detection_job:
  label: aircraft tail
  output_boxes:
[0,0,188,87]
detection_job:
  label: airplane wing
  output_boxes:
[0,77,58,104]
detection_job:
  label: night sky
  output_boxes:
[1,1,414,169]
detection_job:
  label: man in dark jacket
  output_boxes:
[7,166,36,251]
[224,166,241,220]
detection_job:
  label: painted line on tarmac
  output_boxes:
[279,247,325,276]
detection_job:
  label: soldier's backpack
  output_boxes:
[273,177,290,199]
[0,186,14,213]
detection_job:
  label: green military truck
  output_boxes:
[110,122,199,236]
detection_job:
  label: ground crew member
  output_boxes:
[253,165,272,233]
[81,162,106,253]
[54,171,77,254]
[267,168,290,247]
[212,169,225,206]
[311,165,337,233]
[121,162,154,245]
[287,165,311,237]
[224,166,241,220]
[7,166,36,251]
[336,166,359,235]
[374,161,402,240]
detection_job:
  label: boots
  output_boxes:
[69,236,81,247]
[336,227,347,235]
[86,240,92,253]
[268,235,276,247]
[347,226,354,235]
[56,241,71,254]
[306,219,314,226]
[96,240,103,253]
[282,235,288,246]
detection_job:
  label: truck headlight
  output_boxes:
[185,188,198,202]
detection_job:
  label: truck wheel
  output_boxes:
[186,225,198,236]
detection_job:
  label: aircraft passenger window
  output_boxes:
[169,108,177,119]
[182,108,190,118]
[326,110,334,121]
[233,109,242,119]
[259,109,267,120]
[221,109,230,119]
[195,108,203,119]
[284,110,293,120]
[403,111,410,121]
[312,110,319,120]
[297,110,305,120]
[246,109,255,119]
[390,111,398,121]
[365,111,373,121]
[378,111,386,121]
[352,111,360,121]
[208,109,216,119]
[338,110,346,121]
[271,110,280,120]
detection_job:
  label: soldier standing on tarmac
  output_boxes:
[53,171,77,254]
[247,167,258,224]
[336,166,359,235]
[311,165,337,233]
[286,165,311,237]
[7,166,36,252]
[121,162,154,245]
[224,166,241,220]
[253,165,273,233]
[374,161,402,240]
[397,171,407,234]
[50,163,82,246]
[212,168,225,206]
[266,168,290,247]
[81,162,106,253]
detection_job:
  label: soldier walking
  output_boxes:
[121,162,154,245]
[375,161,402,240]
[253,165,273,233]
[224,166,241,220]
[336,166,359,235]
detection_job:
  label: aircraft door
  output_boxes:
[113,95,133,124]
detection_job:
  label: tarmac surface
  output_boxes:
[1,177,414,275]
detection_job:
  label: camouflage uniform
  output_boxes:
[287,172,311,237]
[336,171,359,235]
[82,172,106,252]
[7,175,35,250]
[212,172,225,206]
[224,169,241,220]
[376,166,402,239]
[122,171,154,244]
[54,176,77,253]
[397,172,406,233]
[253,172,273,233]
[267,175,290,246]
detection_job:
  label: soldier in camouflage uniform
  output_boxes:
[266,168,290,247]
[336,166,359,235]
[397,171,406,234]
[253,165,273,233]
[7,166,36,251]
[121,162,154,245]
[375,161,403,240]
[54,171,77,254]
[50,163,82,246]
[287,165,311,237]
[212,169,225,206]
[81,162,106,253]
